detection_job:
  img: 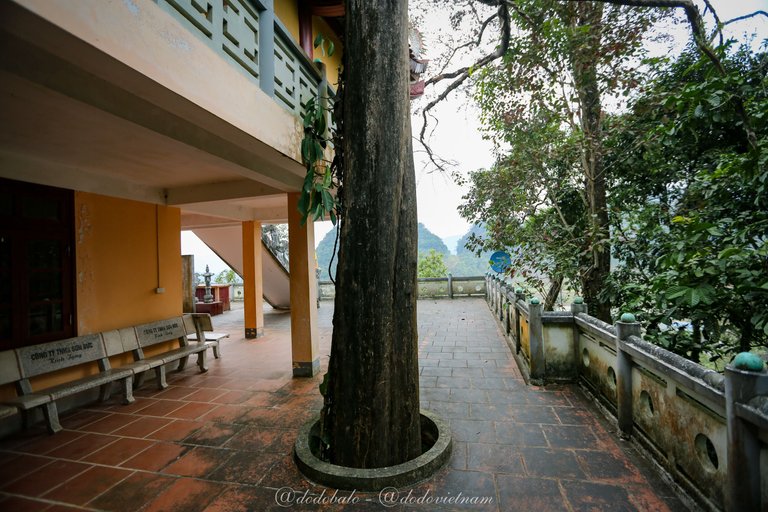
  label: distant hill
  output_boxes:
[315,223,497,279]
[316,223,450,280]
[444,224,493,276]
[441,234,462,255]
[457,224,488,255]
[418,223,449,255]
[316,225,339,281]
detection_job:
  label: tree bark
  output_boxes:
[544,275,563,311]
[569,2,612,322]
[322,0,421,468]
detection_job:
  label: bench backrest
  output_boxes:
[134,317,187,348]
[101,327,141,358]
[15,334,106,379]
[184,313,214,332]
[0,350,22,386]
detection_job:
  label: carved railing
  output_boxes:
[154,0,323,120]
[318,275,487,301]
[486,273,768,512]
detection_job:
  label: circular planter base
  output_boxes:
[293,409,452,491]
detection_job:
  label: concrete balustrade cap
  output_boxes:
[620,313,636,323]
[732,352,765,372]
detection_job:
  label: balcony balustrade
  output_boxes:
[154,0,323,120]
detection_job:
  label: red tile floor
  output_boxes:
[0,300,692,511]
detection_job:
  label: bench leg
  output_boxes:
[98,382,112,402]
[121,377,135,404]
[155,366,168,390]
[21,409,31,430]
[177,356,189,371]
[134,371,146,389]
[212,342,220,359]
[43,402,62,434]
[197,351,208,373]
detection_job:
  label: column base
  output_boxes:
[245,327,264,339]
[292,359,320,378]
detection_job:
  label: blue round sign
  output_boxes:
[489,251,511,273]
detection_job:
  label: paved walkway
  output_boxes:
[0,299,688,511]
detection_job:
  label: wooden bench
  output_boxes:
[0,335,135,434]
[183,313,228,359]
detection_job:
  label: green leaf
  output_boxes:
[323,167,332,188]
[300,138,311,164]
[314,110,327,135]
[706,226,723,236]
[328,41,335,57]
[313,33,324,49]
[322,189,333,212]
[313,141,324,161]
[718,247,741,259]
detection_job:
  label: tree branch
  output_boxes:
[724,10,768,26]
[562,0,757,150]
[418,2,511,172]
[701,0,723,47]
[432,12,500,79]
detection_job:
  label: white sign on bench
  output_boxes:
[17,334,103,377]
[136,319,185,347]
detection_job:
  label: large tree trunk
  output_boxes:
[570,2,612,322]
[322,0,421,468]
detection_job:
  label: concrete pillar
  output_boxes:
[447,273,453,299]
[287,193,319,377]
[258,0,275,97]
[181,254,195,313]
[724,357,768,512]
[242,221,264,338]
[529,298,544,381]
[616,313,641,439]
[513,288,525,354]
[570,297,588,377]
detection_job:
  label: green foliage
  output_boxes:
[417,223,449,255]
[418,249,448,278]
[464,0,663,316]
[313,33,335,59]
[603,41,768,362]
[214,268,239,284]
[298,95,338,226]
[298,35,340,226]
[316,224,490,280]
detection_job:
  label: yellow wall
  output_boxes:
[0,193,183,398]
[274,0,343,88]
[275,0,300,41]
[312,16,342,87]
[75,192,183,333]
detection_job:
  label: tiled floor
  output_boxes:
[0,299,690,511]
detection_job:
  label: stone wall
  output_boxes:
[318,275,486,301]
[486,274,768,512]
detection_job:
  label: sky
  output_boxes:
[182,0,766,274]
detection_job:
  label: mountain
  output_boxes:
[417,223,449,255]
[316,223,449,280]
[315,223,498,279]
[316,225,339,281]
[441,234,463,255]
[444,224,493,276]
[456,224,488,255]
